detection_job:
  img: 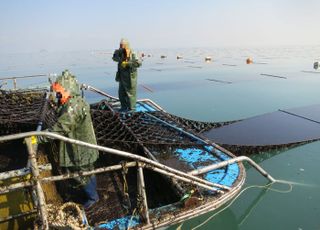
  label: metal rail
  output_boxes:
[0,131,226,193]
[189,156,276,182]
[0,164,52,181]
[0,131,277,228]
[82,84,165,111]
[81,84,119,100]
[0,74,56,90]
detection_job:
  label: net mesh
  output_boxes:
[0,89,57,135]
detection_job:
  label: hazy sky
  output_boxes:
[0,0,319,53]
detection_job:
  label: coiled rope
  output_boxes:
[47,202,89,230]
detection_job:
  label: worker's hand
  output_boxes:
[121,61,128,68]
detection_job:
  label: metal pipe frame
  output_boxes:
[189,156,276,182]
[0,210,37,223]
[0,181,32,195]
[0,131,277,229]
[0,131,275,190]
[41,162,136,183]
[82,84,165,111]
[25,137,49,229]
[137,163,150,224]
[0,164,52,181]
[0,131,231,191]
[144,165,224,194]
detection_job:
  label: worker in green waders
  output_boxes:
[48,70,99,209]
[113,39,142,112]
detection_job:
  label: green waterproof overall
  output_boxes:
[50,96,100,207]
[52,96,99,169]
[113,49,142,111]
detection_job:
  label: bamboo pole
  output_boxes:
[138,163,150,224]
[25,137,49,230]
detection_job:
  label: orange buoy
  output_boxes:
[246,58,253,64]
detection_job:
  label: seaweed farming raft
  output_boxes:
[0,82,279,229]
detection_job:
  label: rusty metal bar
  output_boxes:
[0,164,52,181]
[0,132,231,192]
[0,210,37,223]
[41,162,137,183]
[81,84,119,100]
[189,156,276,183]
[81,84,165,111]
[144,165,224,194]
[137,163,150,224]
[0,74,47,81]
[0,181,32,194]
[142,146,185,196]
[13,78,17,90]
[25,137,49,229]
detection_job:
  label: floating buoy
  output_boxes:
[205,56,212,62]
[177,55,183,59]
[314,61,319,70]
[160,55,167,59]
[141,53,145,58]
[246,58,253,64]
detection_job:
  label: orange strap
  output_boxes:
[52,82,71,104]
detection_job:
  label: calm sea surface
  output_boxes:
[1,46,320,230]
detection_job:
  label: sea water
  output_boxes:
[1,46,320,230]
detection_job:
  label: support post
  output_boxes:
[13,78,17,89]
[137,163,150,224]
[25,137,49,229]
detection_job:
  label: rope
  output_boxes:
[121,162,131,212]
[126,194,144,230]
[186,181,293,230]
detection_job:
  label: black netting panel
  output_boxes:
[0,89,57,135]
